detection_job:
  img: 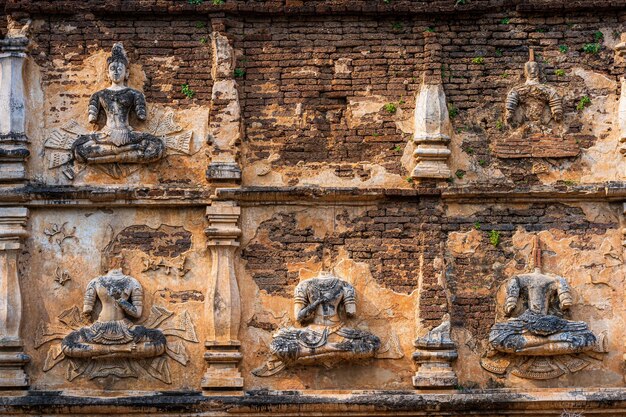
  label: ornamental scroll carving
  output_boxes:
[35,270,198,383]
[44,43,192,180]
[480,237,607,379]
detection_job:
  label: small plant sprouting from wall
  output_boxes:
[455,169,465,179]
[425,27,435,33]
[455,0,468,5]
[593,30,604,42]
[199,37,208,44]
[555,69,565,77]
[393,145,403,152]
[582,43,601,54]
[576,96,591,111]
[495,48,503,57]
[234,68,246,78]
[495,119,504,131]
[391,22,403,31]
[474,221,481,230]
[558,44,569,53]
[488,230,500,247]
[448,104,459,118]
[181,83,195,99]
[212,0,225,4]
[383,103,397,114]
[188,0,203,4]
[500,17,510,24]
[472,56,485,64]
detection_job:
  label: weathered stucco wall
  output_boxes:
[0,0,624,415]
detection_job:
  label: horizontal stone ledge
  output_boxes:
[0,185,213,207]
[7,0,626,16]
[0,183,622,207]
[0,389,625,415]
[214,183,626,205]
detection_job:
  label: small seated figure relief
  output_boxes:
[481,237,606,380]
[73,43,164,166]
[35,255,199,383]
[252,273,381,376]
[62,269,166,360]
[494,49,579,159]
[44,43,192,180]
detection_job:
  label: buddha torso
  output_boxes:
[90,87,146,146]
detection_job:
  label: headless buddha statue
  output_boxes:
[61,269,166,359]
[253,273,381,376]
[488,238,596,356]
[72,43,165,165]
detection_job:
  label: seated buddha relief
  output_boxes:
[72,43,165,166]
[481,236,606,379]
[493,49,580,159]
[61,268,166,360]
[44,42,193,180]
[252,273,381,376]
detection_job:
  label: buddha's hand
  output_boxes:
[116,299,134,311]
[505,111,515,126]
[81,311,92,324]
[504,301,516,315]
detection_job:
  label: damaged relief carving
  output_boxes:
[481,236,607,379]
[253,273,382,377]
[35,269,198,383]
[494,49,579,159]
[44,43,192,180]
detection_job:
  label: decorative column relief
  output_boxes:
[0,207,30,387]
[615,35,626,156]
[412,315,458,389]
[411,31,452,180]
[201,202,243,392]
[206,31,242,183]
[0,19,30,182]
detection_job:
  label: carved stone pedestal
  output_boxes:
[412,320,457,389]
[201,202,244,393]
[0,207,30,388]
[0,36,29,182]
[202,341,243,390]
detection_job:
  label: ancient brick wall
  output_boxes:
[0,0,623,414]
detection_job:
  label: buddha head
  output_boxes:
[523,49,540,82]
[106,43,129,84]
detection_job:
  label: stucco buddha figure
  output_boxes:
[481,237,604,379]
[72,43,165,166]
[61,269,166,359]
[253,273,381,376]
[504,49,563,131]
[494,49,577,158]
